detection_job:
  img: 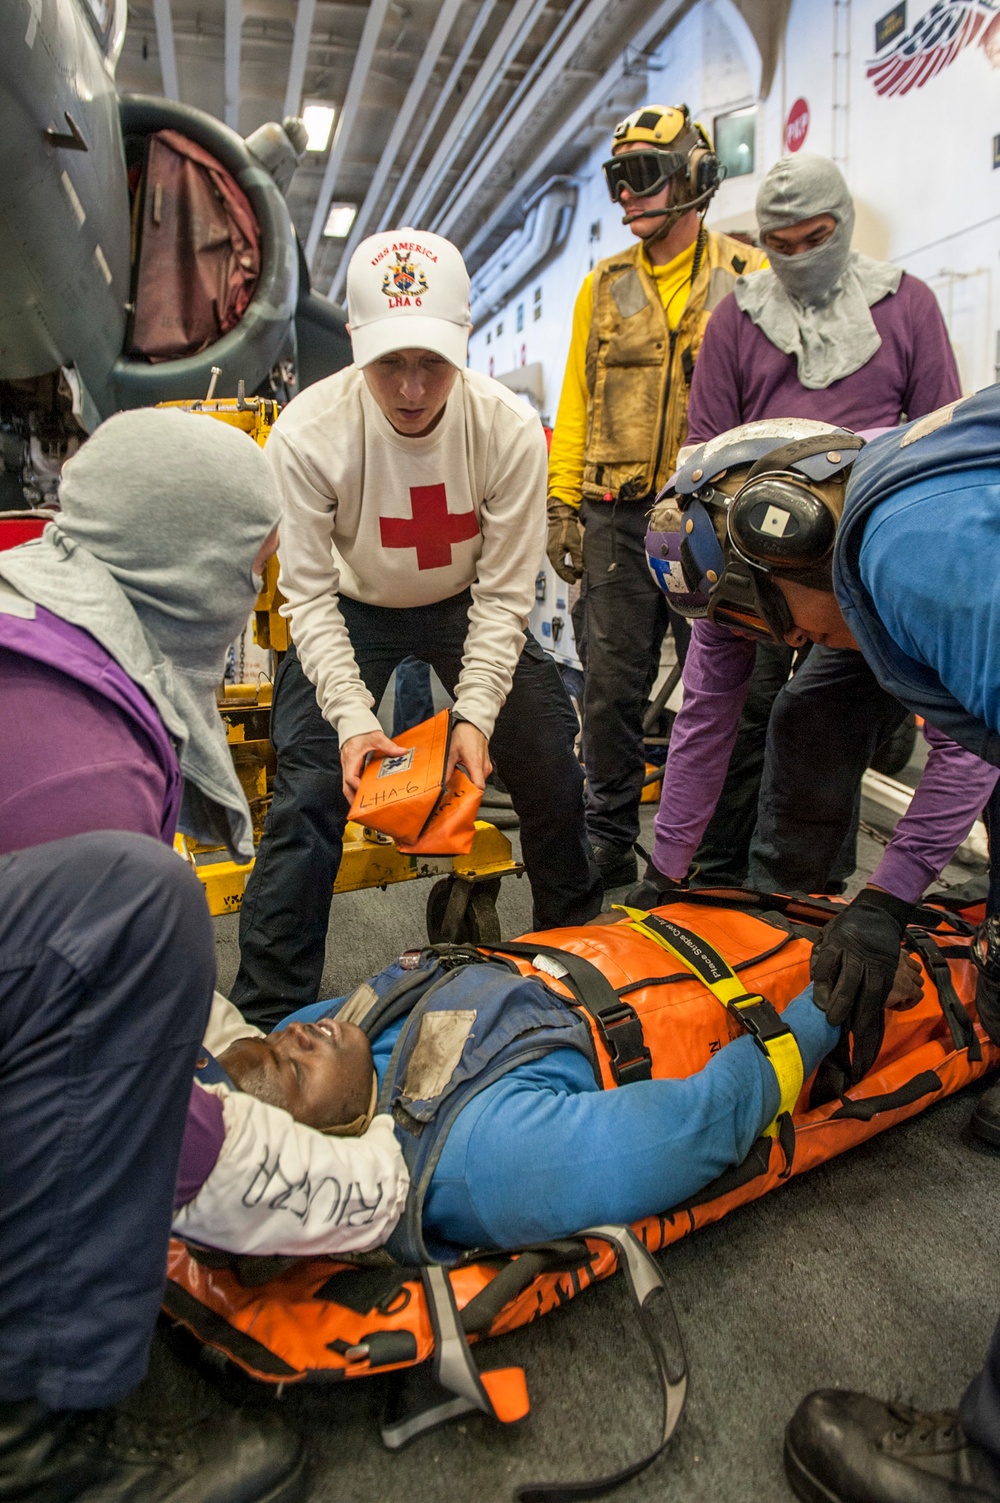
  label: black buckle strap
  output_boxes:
[482,940,653,1086]
[728,995,789,1050]
[907,931,981,1061]
[593,1002,654,1085]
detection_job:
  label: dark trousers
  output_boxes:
[233,592,601,1027]
[746,645,909,895]
[696,642,795,885]
[580,500,691,850]
[961,1313,1000,1466]
[0,833,214,1410]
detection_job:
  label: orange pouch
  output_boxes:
[347,710,483,856]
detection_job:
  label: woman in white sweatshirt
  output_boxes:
[232,228,602,1030]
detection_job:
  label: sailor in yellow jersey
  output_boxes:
[546,105,767,889]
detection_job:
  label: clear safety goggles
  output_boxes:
[602,148,685,203]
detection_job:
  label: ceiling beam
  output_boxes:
[398,0,553,229]
[304,0,392,266]
[436,0,616,238]
[459,0,690,269]
[282,0,318,120]
[151,0,179,99]
[224,0,242,130]
[372,0,498,238]
[326,0,466,302]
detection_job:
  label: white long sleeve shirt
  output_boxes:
[269,366,548,743]
[172,994,408,1257]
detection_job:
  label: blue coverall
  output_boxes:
[285,990,837,1251]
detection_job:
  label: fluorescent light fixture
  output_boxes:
[302,102,336,152]
[323,202,357,238]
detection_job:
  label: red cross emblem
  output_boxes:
[379,484,480,570]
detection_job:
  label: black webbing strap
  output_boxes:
[648,887,844,928]
[483,940,653,1085]
[907,931,982,1061]
[515,1226,687,1502]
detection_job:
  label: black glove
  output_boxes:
[621,862,686,911]
[810,887,913,1082]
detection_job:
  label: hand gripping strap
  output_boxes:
[516,1226,688,1503]
[616,907,804,1136]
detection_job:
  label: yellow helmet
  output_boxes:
[611,104,697,151]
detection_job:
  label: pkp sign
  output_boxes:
[785,98,810,152]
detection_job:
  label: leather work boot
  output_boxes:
[970,1081,1000,1148]
[0,1397,308,1503]
[589,841,638,890]
[784,1389,1000,1502]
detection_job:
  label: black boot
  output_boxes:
[588,841,638,890]
[0,1397,307,1502]
[785,1389,1000,1503]
[971,1081,1000,1148]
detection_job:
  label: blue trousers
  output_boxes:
[0,834,215,1409]
[234,592,602,1028]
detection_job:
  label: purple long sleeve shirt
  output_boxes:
[0,606,182,853]
[685,273,961,444]
[653,275,993,900]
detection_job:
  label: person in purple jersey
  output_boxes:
[0,407,280,863]
[0,412,313,1503]
[636,153,990,928]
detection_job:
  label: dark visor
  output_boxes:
[602,149,685,202]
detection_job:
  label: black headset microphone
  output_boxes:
[619,173,726,226]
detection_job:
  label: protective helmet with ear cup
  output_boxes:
[726,433,864,581]
[607,103,723,212]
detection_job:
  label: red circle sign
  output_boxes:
[785,98,810,153]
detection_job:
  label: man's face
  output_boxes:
[773,576,860,651]
[762,213,837,258]
[219,1017,375,1130]
[613,140,684,240]
[362,348,459,436]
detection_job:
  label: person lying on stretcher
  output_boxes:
[172,938,922,1261]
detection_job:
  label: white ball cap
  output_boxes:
[346,228,472,368]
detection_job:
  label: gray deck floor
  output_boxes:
[163,787,1000,1503]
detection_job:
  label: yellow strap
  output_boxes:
[615,906,803,1136]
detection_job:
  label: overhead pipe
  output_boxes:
[461,0,690,268]
[468,177,578,325]
[304,0,392,267]
[399,0,552,230]
[373,0,498,236]
[327,0,466,302]
[437,0,616,239]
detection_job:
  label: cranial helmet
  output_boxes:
[603,104,723,222]
[645,418,862,642]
